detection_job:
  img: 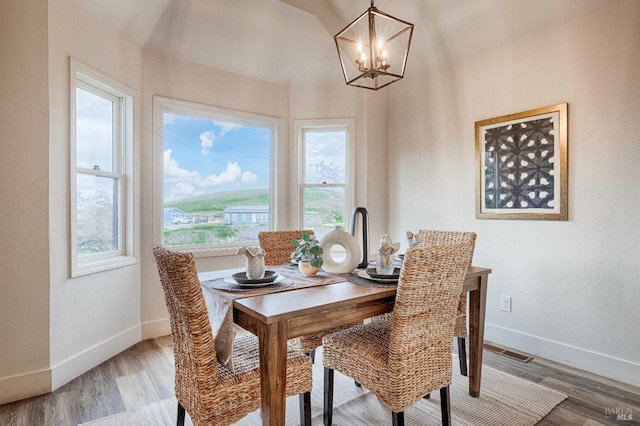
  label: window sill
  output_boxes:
[72,255,138,278]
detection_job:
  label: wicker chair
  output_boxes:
[322,242,476,426]
[418,230,477,377]
[258,230,360,363]
[153,245,313,426]
[258,229,315,266]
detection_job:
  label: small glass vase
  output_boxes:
[246,255,265,280]
[375,252,394,275]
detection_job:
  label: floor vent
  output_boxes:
[484,343,533,363]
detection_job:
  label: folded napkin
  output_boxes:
[405,231,422,248]
[377,234,400,268]
[236,246,265,257]
[237,246,266,279]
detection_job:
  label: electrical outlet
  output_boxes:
[500,295,512,312]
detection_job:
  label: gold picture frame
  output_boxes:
[475,103,568,220]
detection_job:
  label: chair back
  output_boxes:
[417,230,476,337]
[388,242,475,395]
[417,229,477,250]
[152,245,218,419]
[258,230,314,265]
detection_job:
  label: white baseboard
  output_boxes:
[0,325,141,404]
[141,318,170,340]
[485,322,640,388]
[50,324,141,390]
[0,367,51,405]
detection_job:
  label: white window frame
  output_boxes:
[153,96,279,256]
[292,118,356,230]
[69,58,137,277]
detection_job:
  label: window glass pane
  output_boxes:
[304,131,346,184]
[162,111,271,247]
[76,87,114,172]
[76,173,119,255]
[303,186,345,238]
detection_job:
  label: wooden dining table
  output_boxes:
[227,266,491,426]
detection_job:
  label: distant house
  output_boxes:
[191,214,209,224]
[223,206,269,225]
[163,207,187,224]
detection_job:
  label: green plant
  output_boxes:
[291,233,324,268]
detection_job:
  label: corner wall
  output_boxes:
[47,0,142,390]
[387,0,640,386]
[0,0,52,404]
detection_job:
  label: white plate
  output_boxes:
[357,270,398,283]
[224,274,285,288]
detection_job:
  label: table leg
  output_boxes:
[258,320,288,426]
[467,274,488,397]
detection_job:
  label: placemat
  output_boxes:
[204,277,293,292]
[347,271,398,288]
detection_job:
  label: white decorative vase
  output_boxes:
[319,226,362,273]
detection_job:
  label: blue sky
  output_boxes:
[163,113,271,202]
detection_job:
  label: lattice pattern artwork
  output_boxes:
[483,117,555,209]
[475,103,568,220]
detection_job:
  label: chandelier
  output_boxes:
[334,0,414,90]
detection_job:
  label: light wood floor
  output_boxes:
[0,336,638,425]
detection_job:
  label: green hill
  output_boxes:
[164,188,269,214]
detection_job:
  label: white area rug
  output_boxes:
[82,354,566,426]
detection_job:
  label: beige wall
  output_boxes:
[387,0,640,386]
[47,0,143,390]
[0,0,52,403]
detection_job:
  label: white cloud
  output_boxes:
[202,162,243,186]
[199,122,242,156]
[168,182,196,201]
[163,149,201,182]
[241,170,258,185]
[164,150,259,201]
[214,121,241,137]
[200,131,213,155]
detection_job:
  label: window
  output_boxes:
[154,97,277,254]
[70,59,136,276]
[293,119,355,240]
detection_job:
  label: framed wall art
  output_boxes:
[475,103,568,220]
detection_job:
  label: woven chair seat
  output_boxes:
[289,324,361,355]
[322,241,476,424]
[210,334,312,423]
[153,245,312,426]
[323,315,454,413]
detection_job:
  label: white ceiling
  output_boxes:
[72,0,624,86]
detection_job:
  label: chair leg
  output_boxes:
[299,392,311,426]
[440,386,451,426]
[323,367,334,426]
[354,381,361,387]
[307,349,316,364]
[177,401,185,426]
[458,337,468,376]
[392,411,405,426]
[423,393,430,399]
